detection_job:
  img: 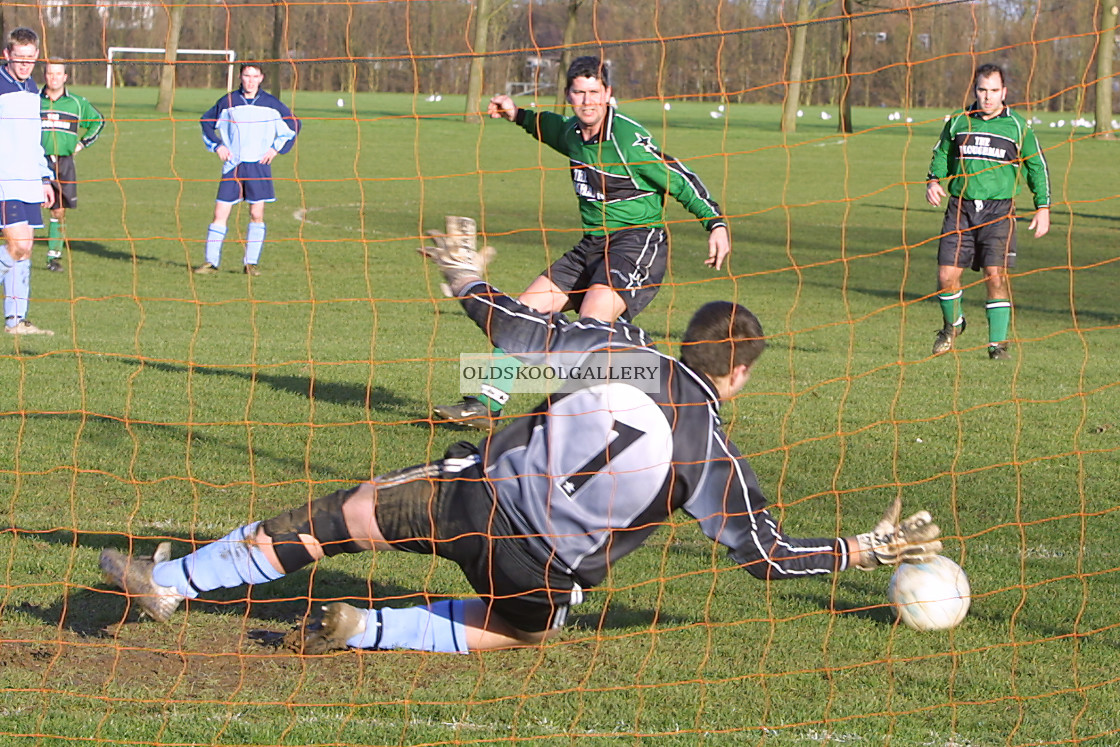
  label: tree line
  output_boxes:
[2,0,1115,123]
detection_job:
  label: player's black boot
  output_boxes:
[988,342,1010,360]
[932,317,966,354]
[432,396,500,431]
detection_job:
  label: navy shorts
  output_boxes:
[544,226,668,320]
[371,445,580,634]
[0,200,44,230]
[937,196,1016,271]
[47,155,78,209]
[216,161,275,204]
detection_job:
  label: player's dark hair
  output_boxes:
[973,63,1004,88]
[565,56,610,90]
[240,62,264,77]
[680,301,766,377]
[6,27,39,52]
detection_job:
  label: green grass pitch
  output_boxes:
[1,86,1118,745]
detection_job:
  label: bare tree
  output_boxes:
[836,0,854,133]
[781,0,812,132]
[156,0,187,113]
[1095,1,1117,138]
[266,2,287,97]
[464,0,512,123]
[554,0,584,112]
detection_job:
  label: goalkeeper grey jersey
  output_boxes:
[459,283,847,589]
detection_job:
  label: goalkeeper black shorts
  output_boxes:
[372,447,581,634]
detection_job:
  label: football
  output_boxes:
[888,555,971,631]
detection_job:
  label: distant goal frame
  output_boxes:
[105,47,237,89]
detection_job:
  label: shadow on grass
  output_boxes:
[14,411,368,482]
[821,279,1120,327]
[108,354,415,414]
[790,588,898,627]
[67,239,163,265]
[570,602,692,632]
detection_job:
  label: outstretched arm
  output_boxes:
[487,94,517,122]
[689,443,942,579]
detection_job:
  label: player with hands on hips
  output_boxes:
[194,63,300,277]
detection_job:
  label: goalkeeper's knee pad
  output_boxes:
[261,486,366,573]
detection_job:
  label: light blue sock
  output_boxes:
[151,521,285,598]
[205,223,227,267]
[347,600,470,653]
[0,244,14,280]
[244,221,266,266]
[3,258,30,322]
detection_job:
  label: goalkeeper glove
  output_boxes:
[417,215,496,297]
[854,496,943,570]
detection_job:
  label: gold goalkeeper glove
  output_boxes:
[854,496,943,570]
[417,215,495,297]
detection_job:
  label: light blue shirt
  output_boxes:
[0,65,52,203]
[200,89,300,174]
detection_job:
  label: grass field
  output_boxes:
[1,86,1118,746]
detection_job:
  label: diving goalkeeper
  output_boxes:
[100,217,941,655]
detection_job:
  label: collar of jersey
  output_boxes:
[967,102,1010,119]
[576,104,617,145]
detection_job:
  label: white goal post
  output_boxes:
[106,47,237,89]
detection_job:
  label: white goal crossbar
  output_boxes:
[106,47,237,89]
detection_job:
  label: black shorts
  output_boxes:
[937,196,1017,271]
[544,226,668,320]
[371,445,579,634]
[47,155,78,209]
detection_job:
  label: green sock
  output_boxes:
[986,299,1011,346]
[938,290,963,327]
[476,347,519,412]
[47,219,64,256]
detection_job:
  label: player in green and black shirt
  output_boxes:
[434,56,732,428]
[39,60,104,273]
[926,63,1050,360]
